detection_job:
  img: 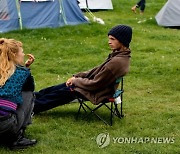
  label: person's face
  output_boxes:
[15,47,25,65]
[108,35,123,51]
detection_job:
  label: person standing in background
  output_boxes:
[131,0,146,14]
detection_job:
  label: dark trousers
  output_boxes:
[0,92,34,144]
[33,83,85,114]
[137,0,146,11]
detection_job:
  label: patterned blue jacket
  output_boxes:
[0,65,34,105]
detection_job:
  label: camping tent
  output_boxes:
[78,0,113,10]
[155,0,180,27]
[0,0,88,33]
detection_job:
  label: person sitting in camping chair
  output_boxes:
[33,24,132,114]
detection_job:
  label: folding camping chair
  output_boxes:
[76,77,124,126]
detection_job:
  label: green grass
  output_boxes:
[0,0,179,153]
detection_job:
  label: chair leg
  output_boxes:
[83,103,103,119]
[78,102,112,126]
[81,104,87,113]
[120,93,124,118]
[76,103,82,119]
[86,103,116,126]
[77,100,123,126]
[104,103,120,118]
[114,103,121,118]
[76,99,87,119]
[110,102,113,126]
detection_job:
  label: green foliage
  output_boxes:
[0,0,179,153]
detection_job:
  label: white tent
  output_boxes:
[155,0,180,27]
[78,0,113,10]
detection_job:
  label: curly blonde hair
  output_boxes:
[0,38,22,86]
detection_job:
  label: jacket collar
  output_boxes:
[109,48,131,58]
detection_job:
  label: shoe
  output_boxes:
[131,5,137,13]
[10,137,37,150]
[140,11,144,15]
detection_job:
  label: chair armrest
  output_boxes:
[113,89,123,98]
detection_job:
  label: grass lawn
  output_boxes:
[0,0,179,153]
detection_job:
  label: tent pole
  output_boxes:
[86,0,89,9]
[59,0,67,25]
[15,0,23,30]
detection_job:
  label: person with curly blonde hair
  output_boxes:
[0,38,37,149]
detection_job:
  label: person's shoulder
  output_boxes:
[106,55,130,70]
[111,56,126,62]
[16,65,30,75]
[113,56,129,61]
[16,65,29,71]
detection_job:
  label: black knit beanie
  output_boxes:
[108,25,132,48]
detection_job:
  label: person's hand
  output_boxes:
[25,54,35,68]
[66,77,75,87]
